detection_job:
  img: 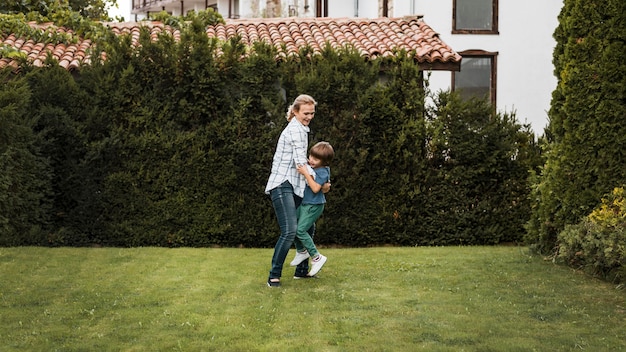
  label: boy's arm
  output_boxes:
[297,165,322,193]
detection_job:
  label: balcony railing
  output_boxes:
[132,0,218,13]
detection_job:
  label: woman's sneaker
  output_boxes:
[308,254,327,276]
[293,274,317,279]
[290,251,310,266]
[267,278,281,287]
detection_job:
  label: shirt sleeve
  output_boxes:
[313,167,330,185]
[285,125,308,167]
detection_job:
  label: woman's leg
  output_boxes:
[268,182,299,280]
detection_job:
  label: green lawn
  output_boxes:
[0,246,624,351]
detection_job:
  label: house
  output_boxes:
[129,0,562,135]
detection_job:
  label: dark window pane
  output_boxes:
[456,0,493,30]
[455,57,491,100]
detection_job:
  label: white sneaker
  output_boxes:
[308,254,327,276]
[290,251,310,266]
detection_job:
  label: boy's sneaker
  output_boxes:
[290,251,310,266]
[308,254,327,277]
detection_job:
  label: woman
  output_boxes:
[265,94,328,287]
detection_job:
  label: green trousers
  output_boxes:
[294,203,325,258]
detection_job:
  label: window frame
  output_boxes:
[451,50,498,105]
[228,0,240,19]
[316,0,328,17]
[452,0,499,35]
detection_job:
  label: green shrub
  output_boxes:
[0,18,540,247]
[0,71,52,245]
[528,0,626,254]
[423,92,537,245]
[22,64,95,244]
[557,187,626,283]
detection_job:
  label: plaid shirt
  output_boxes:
[265,118,310,197]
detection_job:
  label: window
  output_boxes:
[316,0,328,17]
[380,0,390,17]
[453,0,498,34]
[452,50,497,104]
[229,0,240,19]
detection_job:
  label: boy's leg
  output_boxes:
[293,210,305,253]
[296,205,327,278]
[294,197,305,253]
[294,204,324,257]
[293,237,305,253]
[294,223,314,277]
[293,204,317,253]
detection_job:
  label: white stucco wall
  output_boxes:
[291,0,562,135]
[107,0,132,21]
[397,1,563,135]
[327,0,377,18]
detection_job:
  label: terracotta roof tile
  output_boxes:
[0,16,461,72]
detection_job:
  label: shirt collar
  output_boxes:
[291,117,310,132]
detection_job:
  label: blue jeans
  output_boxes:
[268,181,314,279]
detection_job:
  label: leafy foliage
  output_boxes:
[423,92,537,245]
[0,18,540,247]
[526,0,626,254]
[0,71,52,245]
[0,9,110,53]
[0,0,115,21]
[0,13,77,45]
[150,8,225,29]
[557,187,626,283]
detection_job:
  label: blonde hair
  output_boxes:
[310,141,334,166]
[286,94,317,121]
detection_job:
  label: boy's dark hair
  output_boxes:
[310,141,334,166]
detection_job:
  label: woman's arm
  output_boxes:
[286,125,309,167]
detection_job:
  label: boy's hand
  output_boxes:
[296,164,308,175]
[322,181,331,193]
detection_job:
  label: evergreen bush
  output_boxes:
[423,92,536,245]
[0,71,52,245]
[527,0,626,254]
[557,187,626,283]
[0,18,541,247]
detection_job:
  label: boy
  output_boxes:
[290,141,334,277]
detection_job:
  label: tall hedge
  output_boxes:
[0,70,52,245]
[74,24,286,247]
[292,49,431,246]
[424,93,538,245]
[0,20,541,247]
[526,0,626,253]
[23,62,95,245]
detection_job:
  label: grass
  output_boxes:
[0,246,624,351]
